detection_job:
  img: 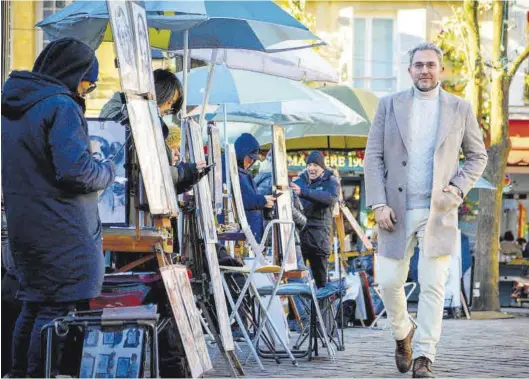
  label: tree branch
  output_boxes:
[507,44,529,79]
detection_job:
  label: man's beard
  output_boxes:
[414,78,438,92]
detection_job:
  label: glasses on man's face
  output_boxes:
[412,62,438,71]
[85,82,97,94]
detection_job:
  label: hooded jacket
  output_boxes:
[1,38,115,302]
[233,134,267,242]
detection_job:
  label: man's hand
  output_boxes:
[374,205,397,232]
[443,185,463,198]
[264,195,276,208]
[290,182,301,195]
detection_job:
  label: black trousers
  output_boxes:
[300,226,330,288]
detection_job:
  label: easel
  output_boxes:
[101,1,238,377]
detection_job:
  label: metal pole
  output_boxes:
[178,30,189,255]
[198,49,219,129]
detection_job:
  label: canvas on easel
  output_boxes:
[127,98,177,216]
[185,119,234,352]
[207,125,223,214]
[107,0,139,93]
[271,125,296,271]
[130,2,155,95]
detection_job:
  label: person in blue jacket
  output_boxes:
[1,38,115,377]
[290,151,339,288]
[234,133,276,242]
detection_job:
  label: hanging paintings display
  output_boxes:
[127,99,177,216]
[130,2,154,95]
[207,125,223,214]
[271,125,296,271]
[185,119,234,352]
[107,0,139,93]
[160,265,211,378]
[87,118,128,225]
[79,326,144,378]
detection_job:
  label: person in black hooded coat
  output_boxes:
[1,38,115,377]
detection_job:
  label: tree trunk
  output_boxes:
[473,0,510,311]
[462,0,484,126]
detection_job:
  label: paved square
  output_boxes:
[206,317,529,377]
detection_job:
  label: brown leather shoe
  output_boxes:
[395,325,415,373]
[412,356,435,378]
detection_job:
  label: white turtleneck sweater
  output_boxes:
[406,83,441,210]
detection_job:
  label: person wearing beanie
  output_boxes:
[364,42,486,377]
[290,150,339,288]
[234,133,276,242]
[1,38,116,377]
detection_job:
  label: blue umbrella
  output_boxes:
[177,64,314,106]
[36,1,208,50]
[36,1,322,52]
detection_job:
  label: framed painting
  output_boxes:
[107,0,139,93]
[87,118,128,225]
[130,2,155,95]
[127,99,177,216]
[160,265,205,378]
[271,125,296,271]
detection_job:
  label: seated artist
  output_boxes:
[100,68,210,194]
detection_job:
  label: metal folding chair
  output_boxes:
[370,282,417,329]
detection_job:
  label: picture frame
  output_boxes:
[160,265,205,378]
[130,2,154,95]
[115,357,130,378]
[107,0,139,93]
[80,353,96,378]
[174,265,212,373]
[87,118,129,226]
[127,98,177,216]
[84,328,100,347]
[186,120,217,243]
[184,120,234,353]
[148,101,179,214]
[271,125,297,271]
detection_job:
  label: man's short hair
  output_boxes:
[408,42,444,67]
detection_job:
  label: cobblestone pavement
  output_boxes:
[205,317,529,378]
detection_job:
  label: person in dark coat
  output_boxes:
[291,151,339,288]
[100,68,207,194]
[1,38,116,377]
[234,133,276,242]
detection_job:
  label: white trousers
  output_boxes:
[375,208,451,362]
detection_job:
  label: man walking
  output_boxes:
[2,38,115,377]
[364,42,487,378]
[291,151,339,288]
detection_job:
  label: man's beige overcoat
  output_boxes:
[364,88,487,260]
